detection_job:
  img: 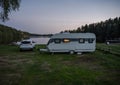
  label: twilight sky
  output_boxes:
[0,0,120,34]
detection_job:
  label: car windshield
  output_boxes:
[21,41,31,44]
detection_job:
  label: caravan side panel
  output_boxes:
[47,33,96,53]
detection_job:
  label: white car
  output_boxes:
[20,40,35,51]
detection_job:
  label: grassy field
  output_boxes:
[0,44,120,85]
[97,43,120,55]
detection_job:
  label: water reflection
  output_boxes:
[30,37,50,44]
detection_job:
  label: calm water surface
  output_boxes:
[30,37,50,44]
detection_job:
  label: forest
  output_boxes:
[65,17,120,42]
[0,24,29,44]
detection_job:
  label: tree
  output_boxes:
[0,0,21,22]
[76,27,81,32]
[66,17,120,42]
[0,24,30,44]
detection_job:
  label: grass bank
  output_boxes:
[0,44,120,85]
[97,43,120,56]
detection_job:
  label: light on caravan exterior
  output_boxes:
[40,33,96,54]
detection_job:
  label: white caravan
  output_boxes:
[40,33,96,54]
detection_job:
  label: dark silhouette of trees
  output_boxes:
[66,17,120,42]
[0,0,21,22]
[0,24,29,44]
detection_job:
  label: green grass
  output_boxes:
[97,43,120,53]
[0,44,120,85]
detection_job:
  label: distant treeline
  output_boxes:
[30,33,53,37]
[0,24,29,44]
[63,17,120,42]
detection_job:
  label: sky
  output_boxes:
[0,0,120,34]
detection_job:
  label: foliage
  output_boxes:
[30,33,53,37]
[0,24,29,44]
[0,0,21,22]
[66,17,120,42]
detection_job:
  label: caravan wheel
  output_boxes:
[69,50,74,54]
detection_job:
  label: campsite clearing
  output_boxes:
[0,44,120,85]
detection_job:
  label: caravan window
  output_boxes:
[79,38,85,43]
[47,39,53,45]
[54,39,61,44]
[88,38,94,43]
[63,39,70,43]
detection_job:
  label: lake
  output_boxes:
[30,37,50,44]
[17,37,50,45]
